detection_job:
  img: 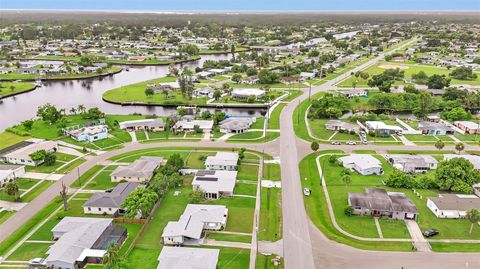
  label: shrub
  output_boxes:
[344,206,354,216]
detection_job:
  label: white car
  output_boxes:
[346,141,357,145]
[29,258,46,268]
[303,188,311,196]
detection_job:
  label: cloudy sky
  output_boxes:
[1,0,479,11]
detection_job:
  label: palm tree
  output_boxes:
[455,142,465,154]
[103,243,122,269]
[466,209,480,235]
[77,104,86,114]
[342,175,352,190]
[69,107,76,115]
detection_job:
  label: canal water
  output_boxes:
[0,54,265,131]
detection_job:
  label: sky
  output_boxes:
[1,0,479,11]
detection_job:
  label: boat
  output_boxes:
[34,79,43,87]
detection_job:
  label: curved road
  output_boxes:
[1,38,480,268]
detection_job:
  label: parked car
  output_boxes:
[346,141,357,145]
[330,141,341,145]
[423,229,439,238]
[303,188,311,196]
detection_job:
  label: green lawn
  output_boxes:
[0,131,31,150]
[227,132,280,143]
[21,180,54,202]
[25,161,64,174]
[263,163,281,181]
[0,82,36,98]
[259,187,282,242]
[238,164,259,181]
[430,242,480,252]
[0,210,14,224]
[207,232,252,243]
[308,119,333,140]
[228,131,263,140]
[378,219,410,239]
[251,117,266,129]
[185,151,216,169]
[269,103,285,130]
[234,183,257,196]
[70,165,104,188]
[256,254,284,269]
[57,158,87,174]
[84,170,118,190]
[6,242,51,261]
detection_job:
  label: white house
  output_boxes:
[205,152,239,171]
[231,88,265,100]
[157,247,219,269]
[219,117,255,134]
[192,170,237,199]
[427,194,480,219]
[64,125,109,142]
[0,139,57,166]
[110,156,164,182]
[0,165,25,187]
[162,204,228,245]
[386,154,438,173]
[365,121,403,136]
[338,154,383,175]
[119,118,165,132]
[173,120,214,133]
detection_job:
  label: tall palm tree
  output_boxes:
[69,107,76,115]
[466,209,480,235]
[77,104,86,114]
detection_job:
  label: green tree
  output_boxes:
[466,209,480,235]
[435,140,445,151]
[414,91,433,119]
[189,189,205,203]
[310,141,319,152]
[145,87,154,97]
[427,74,450,89]
[5,181,20,202]
[22,120,34,130]
[121,188,158,219]
[36,103,62,124]
[455,143,465,154]
[342,174,352,189]
[103,243,124,269]
[435,158,479,193]
[29,150,47,161]
[385,170,416,188]
[44,152,57,166]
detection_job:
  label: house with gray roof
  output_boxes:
[157,247,219,269]
[118,118,165,132]
[110,156,164,182]
[192,170,237,199]
[0,139,57,166]
[0,164,25,187]
[162,204,228,245]
[173,119,214,133]
[205,152,239,171]
[325,120,359,133]
[427,194,480,218]
[348,188,418,220]
[386,154,438,173]
[46,217,127,269]
[219,117,255,134]
[419,121,454,136]
[83,182,139,215]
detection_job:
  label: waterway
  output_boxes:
[0,54,265,131]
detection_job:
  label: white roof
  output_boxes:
[444,154,480,170]
[365,121,403,131]
[119,118,164,129]
[3,140,57,161]
[231,88,265,97]
[157,247,219,269]
[300,72,315,77]
[46,217,112,266]
[205,152,239,168]
[160,81,180,88]
[339,154,382,170]
[192,170,237,194]
[162,204,227,239]
[175,120,214,130]
[455,121,480,130]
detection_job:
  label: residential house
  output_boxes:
[0,164,25,187]
[231,88,265,101]
[339,89,367,98]
[46,217,127,269]
[300,72,315,79]
[280,76,302,84]
[127,56,146,62]
[192,170,237,199]
[454,121,480,134]
[338,154,383,175]
[119,118,165,132]
[386,154,438,173]
[0,139,57,166]
[193,87,215,98]
[427,194,480,218]
[83,182,139,215]
[348,188,418,220]
[365,121,403,136]
[418,121,454,136]
[64,125,109,142]
[444,154,480,170]
[325,120,359,133]
[157,247,219,269]
[110,156,164,182]
[240,75,260,84]
[162,204,228,245]
[219,117,255,134]
[205,152,239,171]
[173,120,214,133]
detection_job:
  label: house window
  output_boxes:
[88,207,91,211]
[98,208,101,211]
[109,208,112,211]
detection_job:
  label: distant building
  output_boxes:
[64,125,109,142]
[454,121,480,134]
[83,182,139,215]
[192,170,237,199]
[386,154,438,173]
[0,164,25,187]
[157,247,219,269]
[231,88,265,100]
[110,156,164,182]
[339,89,367,98]
[205,152,239,171]
[280,76,302,84]
[119,118,165,132]
[162,204,228,245]
[427,194,480,219]
[193,87,215,98]
[173,120,214,133]
[443,154,480,170]
[418,121,454,136]
[365,121,403,136]
[0,139,57,166]
[46,217,127,269]
[338,154,383,175]
[219,117,255,134]
[325,120,359,133]
[348,188,418,220]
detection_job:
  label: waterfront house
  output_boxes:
[231,88,265,100]
[119,118,165,132]
[64,125,109,142]
[219,117,255,134]
[365,121,403,136]
[339,89,368,98]
[173,120,214,133]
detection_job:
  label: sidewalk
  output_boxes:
[405,220,431,252]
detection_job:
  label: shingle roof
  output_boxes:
[348,188,418,213]
[110,156,163,178]
[83,182,139,208]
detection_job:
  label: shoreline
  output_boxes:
[0,68,122,82]
[0,85,37,100]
